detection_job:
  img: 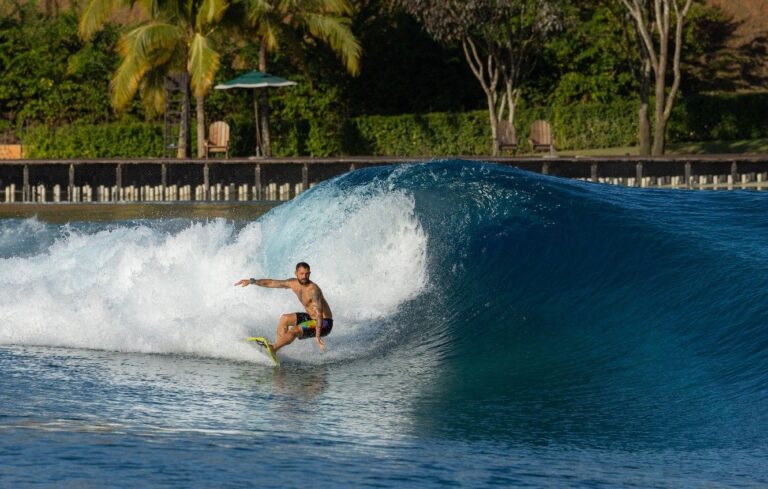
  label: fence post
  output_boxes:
[635,161,643,187]
[116,163,123,200]
[22,164,29,202]
[68,164,75,202]
[255,164,262,200]
[203,164,209,201]
[302,163,309,190]
[591,162,598,182]
[684,161,692,189]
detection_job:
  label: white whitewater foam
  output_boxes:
[0,186,427,364]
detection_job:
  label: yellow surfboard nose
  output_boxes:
[246,337,280,366]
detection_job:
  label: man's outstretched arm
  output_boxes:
[234,278,293,288]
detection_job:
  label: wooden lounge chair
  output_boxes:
[529,120,555,153]
[497,120,518,153]
[204,121,230,158]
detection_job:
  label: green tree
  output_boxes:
[541,1,637,105]
[231,0,361,156]
[79,0,229,157]
[395,0,563,155]
[0,2,120,138]
[618,0,693,155]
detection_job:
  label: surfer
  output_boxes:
[235,262,333,353]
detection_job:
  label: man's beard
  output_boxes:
[298,278,309,284]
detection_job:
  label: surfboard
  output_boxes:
[246,336,280,366]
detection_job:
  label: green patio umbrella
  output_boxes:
[215,70,297,156]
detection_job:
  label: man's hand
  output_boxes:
[316,336,326,351]
[234,279,251,287]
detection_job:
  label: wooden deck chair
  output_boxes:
[529,120,555,153]
[204,121,230,158]
[497,120,518,153]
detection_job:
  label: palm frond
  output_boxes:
[138,68,168,115]
[188,33,221,97]
[303,13,360,75]
[245,0,274,27]
[260,20,280,51]
[111,44,149,109]
[126,22,185,68]
[197,0,229,29]
[303,0,352,17]
[79,0,127,40]
[111,23,184,110]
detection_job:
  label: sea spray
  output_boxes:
[0,184,428,363]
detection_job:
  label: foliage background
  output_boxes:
[3,0,767,157]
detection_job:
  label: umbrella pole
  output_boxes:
[254,90,263,157]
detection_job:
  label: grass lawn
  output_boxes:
[549,138,768,157]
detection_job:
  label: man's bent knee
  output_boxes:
[279,313,298,325]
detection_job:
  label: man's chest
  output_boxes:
[292,288,313,305]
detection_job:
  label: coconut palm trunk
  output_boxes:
[196,94,206,158]
[178,74,191,159]
[258,42,271,157]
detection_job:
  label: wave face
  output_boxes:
[2,160,768,449]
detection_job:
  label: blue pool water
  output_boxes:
[1,161,767,487]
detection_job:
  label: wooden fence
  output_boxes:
[1,155,768,203]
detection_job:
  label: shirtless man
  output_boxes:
[235,262,333,352]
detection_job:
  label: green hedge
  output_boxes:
[19,92,768,158]
[553,100,637,150]
[668,92,768,142]
[24,122,163,158]
[344,111,490,156]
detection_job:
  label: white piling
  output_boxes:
[279,183,290,201]
[263,183,272,200]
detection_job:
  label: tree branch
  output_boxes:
[663,0,693,122]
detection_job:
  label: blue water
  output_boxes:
[1,161,767,487]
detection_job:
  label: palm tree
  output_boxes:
[79,0,228,157]
[238,0,361,156]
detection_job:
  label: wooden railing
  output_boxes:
[1,155,768,203]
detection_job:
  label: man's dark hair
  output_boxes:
[296,262,310,271]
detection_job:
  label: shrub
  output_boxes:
[23,122,163,158]
[18,92,768,158]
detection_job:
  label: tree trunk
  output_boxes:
[488,97,499,157]
[462,37,500,156]
[253,93,262,156]
[622,0,692,156]
[196,95,206,158]
[652,1,670,156]
[177,73,191,159]
[258,42,271,157]
[638,60,652,156]
[652,77,667,156]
